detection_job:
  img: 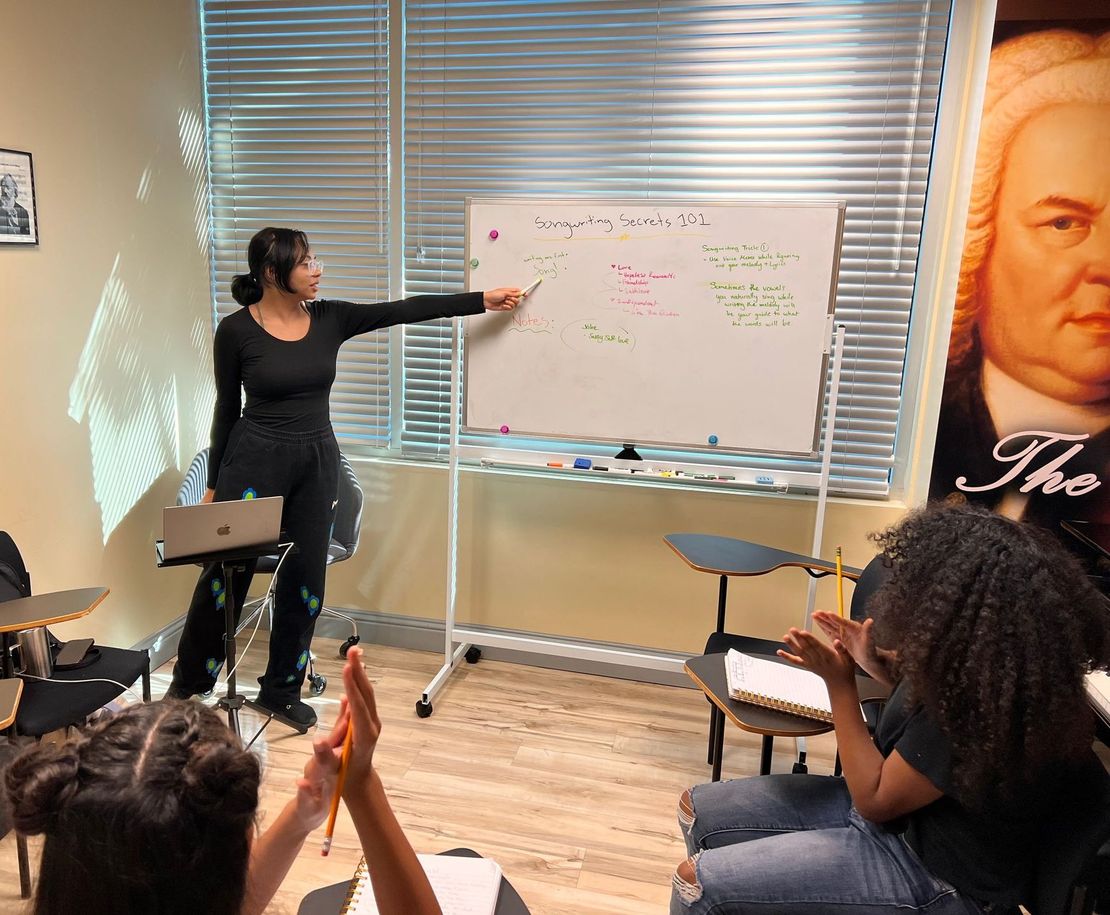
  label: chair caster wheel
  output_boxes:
[201,689,214,700]
[791,762,808,774]
[308,675,327,696]
[339,635,361,658]
[415,700,433,718]
[464,646,481,664]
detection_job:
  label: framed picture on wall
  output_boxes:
[0,148,38,245]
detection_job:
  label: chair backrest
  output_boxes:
[850,554,891,623]
[332,453,364,558]
[1032,750,1110,914]
[0,531,31,602]
[178,449,210,507]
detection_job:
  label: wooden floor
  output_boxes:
[0,638,844,914]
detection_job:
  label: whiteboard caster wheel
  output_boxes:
[339,635,361,658]
[464,646,482,664]
[415,700,433,719]
[308,675,327,696]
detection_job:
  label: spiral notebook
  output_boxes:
[341,854,502,915]
[725,649,833,722]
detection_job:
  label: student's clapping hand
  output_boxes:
[293,646,383,829]
[812,611,898,685]
[778,627,856,688]
[483,287,521,311]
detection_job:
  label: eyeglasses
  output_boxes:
[303,257,323,273]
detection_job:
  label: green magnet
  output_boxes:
[470,258,479,268]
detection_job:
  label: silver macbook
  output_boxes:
[160,496,283,561]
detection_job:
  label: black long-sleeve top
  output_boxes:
[206,293,485,488]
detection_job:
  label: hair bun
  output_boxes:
[182,742,260,823]
[231,272,263,307]
[4,742,82,835]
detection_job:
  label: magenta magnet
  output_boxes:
[500,424,510,434]
[488,229,499,240]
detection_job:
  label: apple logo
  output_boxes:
[217,524,231,536]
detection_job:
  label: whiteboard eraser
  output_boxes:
[756,475,775,485]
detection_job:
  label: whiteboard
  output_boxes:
[463,198,844,456]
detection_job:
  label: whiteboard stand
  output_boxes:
[416,323,848,719]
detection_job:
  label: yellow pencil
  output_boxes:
[321,719,354,856]
[835,546,845,619]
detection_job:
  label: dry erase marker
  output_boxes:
[521,277,543,297]
[547,462,564,468]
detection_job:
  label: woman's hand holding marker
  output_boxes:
[483,287,522,311]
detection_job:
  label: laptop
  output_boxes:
[159,496,284,562]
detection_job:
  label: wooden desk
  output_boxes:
[0,679,23,729]
[0,587,109,633]
[665,534,860,632]
[685,652,889,780]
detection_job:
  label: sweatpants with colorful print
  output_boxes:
[172,419,340,701]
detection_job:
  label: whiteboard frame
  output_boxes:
[417,322,848,718]
[461,196,846,458]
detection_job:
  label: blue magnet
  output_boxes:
[708,434,719,446]
[489,229,499,240]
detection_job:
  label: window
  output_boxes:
[402,0,951,494]
[200,0,952,496]
[200,0,392,446]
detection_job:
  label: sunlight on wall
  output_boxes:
[178,106,208,252]
[68,255,178,543]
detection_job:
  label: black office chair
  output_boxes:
[0,530,151,899]
[177,449,364,694]
[1025,750,1110,915]
[702,553,892,772]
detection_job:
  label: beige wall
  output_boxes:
[324,464,908,656]
[0,1,212,648]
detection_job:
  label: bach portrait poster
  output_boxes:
[929,15,1110,527]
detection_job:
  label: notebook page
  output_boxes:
[349,854,502,915]
[1086,671,1110,726]
[725,650,832,714]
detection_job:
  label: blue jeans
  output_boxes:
[671,775,983,914]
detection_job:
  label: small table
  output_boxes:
[0,587,109,678]
[297,848,530,915]
[664,534,861,633]
[0,679,23,729]
[685,652,889,781]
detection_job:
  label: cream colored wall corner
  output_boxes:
[0,1,211,648]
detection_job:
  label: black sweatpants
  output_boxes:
[173,419,340,700]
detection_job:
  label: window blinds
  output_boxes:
[200,0,392,447]
[401,0,952,494]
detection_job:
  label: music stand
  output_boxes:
[156,539,289,739]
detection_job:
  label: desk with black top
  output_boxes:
[297,848,530,915]
[664,534,862,634]
[685,652,889,780]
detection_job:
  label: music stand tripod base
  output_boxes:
[155,540,292,740]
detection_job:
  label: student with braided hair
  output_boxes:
[5,647,438,915]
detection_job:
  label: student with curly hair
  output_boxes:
[4,648,440,915]
[671,503,1110,914]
